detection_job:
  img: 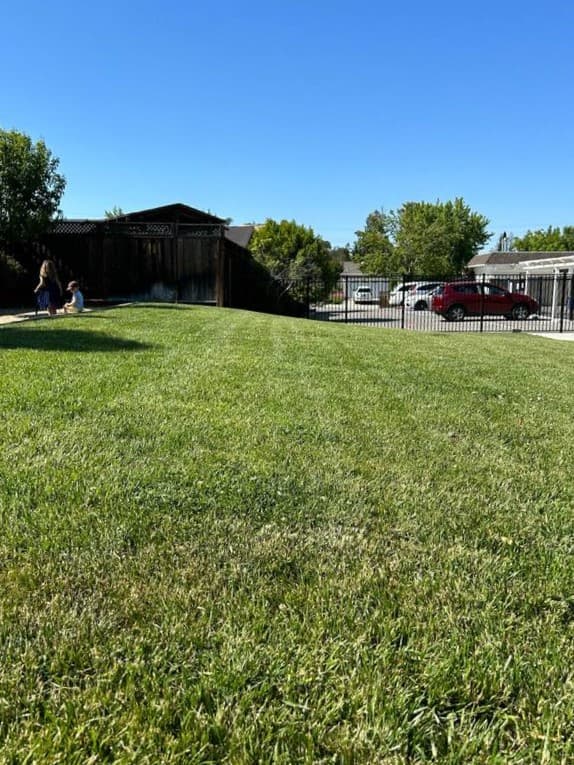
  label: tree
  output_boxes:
[329,245,352,266]
[353,209,398,274]
[0,129,66,248]
[395,199,490,275]
[353,198,491,276]
[248,219,342,299]
[513,226,574,251]
[104,206,125,218]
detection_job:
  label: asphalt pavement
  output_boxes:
[2,304,574,340]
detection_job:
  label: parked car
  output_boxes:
[388,282,420,306]
[353,285,376,304]
[404,282,444,311]
[431,281,539,321]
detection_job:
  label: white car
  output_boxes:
[388,282,420,307]
[353,285,376,304]
[404,282,444,311]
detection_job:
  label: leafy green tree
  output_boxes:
[353,198,491,276]
[394,199,491,275]
[104,206,125,218]
[513,226,574,251]
[329,245,352,266]
[353,209,398,274]
[249,219,341,300]
[0,129,66,248]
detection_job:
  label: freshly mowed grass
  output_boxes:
[1,306,574,763]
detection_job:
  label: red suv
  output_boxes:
[431,281,539,321]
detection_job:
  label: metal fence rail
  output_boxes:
[286,272,574,333]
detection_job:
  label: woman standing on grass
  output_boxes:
[34,259,62,316]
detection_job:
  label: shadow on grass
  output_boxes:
[127,303,212,311]
[0,326,154,352]
[313,313,399,325]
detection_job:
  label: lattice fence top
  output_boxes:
[49,220,225,238]
[52,220,100,234]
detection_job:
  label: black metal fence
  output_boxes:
[284,273,574,333]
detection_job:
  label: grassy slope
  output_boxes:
[1,306,574,763]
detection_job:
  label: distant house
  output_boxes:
[468,250,574,278]
[339,261,390,301]
[467,250,574,319]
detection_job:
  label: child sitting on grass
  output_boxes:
[63,281,85,313]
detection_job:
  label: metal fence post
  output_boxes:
[559,271,567,333]
[306,277,311,319]
[344,275,348,324]
[480,273,486,332]
[401,274,406,329]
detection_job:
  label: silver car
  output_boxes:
[388,282,420,306]
[353,285,376,304]
[404,282,444,311]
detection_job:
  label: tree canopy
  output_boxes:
[0,129,66,247]
[104,206,125,219]
[353,209,398,274]
[249,219,342,297]
[329,245,352,266]
[353,198,491,276]
[512,226,574,251]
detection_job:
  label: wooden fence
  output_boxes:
[2,221,305,317]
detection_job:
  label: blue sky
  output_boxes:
[2,0,573,248]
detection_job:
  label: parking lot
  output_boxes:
[311,300,574,333]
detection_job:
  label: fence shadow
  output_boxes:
[315,315,400,326]
[0,326,154,352]
[108,302,200,311]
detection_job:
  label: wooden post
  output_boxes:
[215,228,226,307]
[173,219,179,302]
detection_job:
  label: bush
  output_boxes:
[0,251,28,306]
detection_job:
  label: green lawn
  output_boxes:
[1,305,574,763]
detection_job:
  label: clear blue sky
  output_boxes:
[2,0,573,248]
